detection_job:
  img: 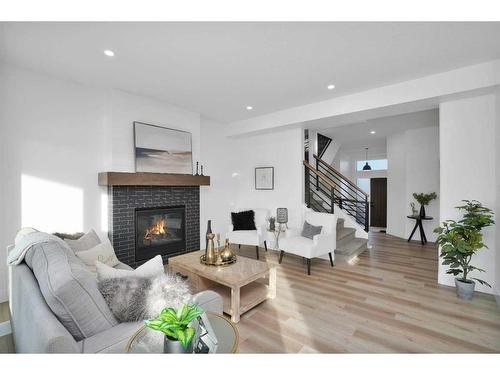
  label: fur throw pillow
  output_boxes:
[98,273,192,322]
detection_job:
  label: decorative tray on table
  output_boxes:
[200,253,237,267]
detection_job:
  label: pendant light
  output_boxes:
[362,147,372,171]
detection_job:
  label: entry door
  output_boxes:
[370,178,387,228]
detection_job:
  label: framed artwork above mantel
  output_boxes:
[255,167,274,190]
[134,121,193,175]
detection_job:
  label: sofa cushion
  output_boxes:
[24,240,118,341]
[65,229,101,253]
[75,238,120,273]
[231,210,257,231]
[96,255,164,282]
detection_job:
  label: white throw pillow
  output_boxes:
[65,229,101,253]
[76,238,120,272]
[96,255,164,282]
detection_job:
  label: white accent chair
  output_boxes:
[226,208,270,260]
[278,211,337,275]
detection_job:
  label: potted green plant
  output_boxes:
[144,304,204,353]
[434,200,494,300]
[413,192,437,217]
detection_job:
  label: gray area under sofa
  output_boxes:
[8,240,223,353]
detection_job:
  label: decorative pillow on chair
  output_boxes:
[231,210,257,231]
[301,221,323,239]
[76,238,120,273]
[96,255,164,281]
[65,229,101,253]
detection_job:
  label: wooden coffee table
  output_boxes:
[169,250,276,323]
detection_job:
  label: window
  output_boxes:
[356,159,388,171]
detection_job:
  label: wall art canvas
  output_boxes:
[134,122,193,174]
[255,167,274,190]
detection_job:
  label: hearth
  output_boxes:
[135,206,186,262]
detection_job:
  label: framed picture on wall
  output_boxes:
[134,121,193,174]
[255,167,274,190]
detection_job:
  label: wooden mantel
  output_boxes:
[98,172,210,187]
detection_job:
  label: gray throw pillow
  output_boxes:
[24,238,118,341]
[301,221,323,239]
[65,229,101,253]
[98,274,192,322]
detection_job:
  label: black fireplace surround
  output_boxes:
[108,186,200,268]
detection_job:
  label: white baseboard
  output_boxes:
[0,321,12,337]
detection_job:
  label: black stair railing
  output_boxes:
[304,155,370,232]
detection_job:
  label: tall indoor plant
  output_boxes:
[144,304,204,353]
[412,192,437,217]
[434,200,494,300]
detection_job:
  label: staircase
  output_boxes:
[304,154,369,263]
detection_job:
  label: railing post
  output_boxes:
[305,166,311,208]
[315,157,319,191]
[330,187,335,214]
[364,196,369,232]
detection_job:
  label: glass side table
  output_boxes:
[267,225,286,250]
[125,312,239,353]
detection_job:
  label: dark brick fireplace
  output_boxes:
[107,186,200,268]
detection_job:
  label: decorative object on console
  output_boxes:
[98,273,192,323]
[219,239,235,262]
[231,210,257,231]
[276,207,288,229]
[201,165,204,176]
[195,161,199,176]
[144,304,204,353]
[410,202,418,216]
[434,200,495,300]
[134,121,193,175]
[413,192,437,217]
[205,220,212,253]
[255,166,274,190]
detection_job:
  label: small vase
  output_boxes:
[419,205,426,218]
[455,278,475,300]
[164,336,193,354]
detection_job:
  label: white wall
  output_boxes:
[200,120,304,247]
[387,127,440,241]
[439,94,497,294]
[0,64,201,302]
[496,87,500,302]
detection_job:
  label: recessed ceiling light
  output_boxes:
[246,106,253,110]
[370,130,376,134]
[327,84,335,90]
[104,50,115,57]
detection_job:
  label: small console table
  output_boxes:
[407,215,433,245]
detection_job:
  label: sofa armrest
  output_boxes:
[191,290,223,315]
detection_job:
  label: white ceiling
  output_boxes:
[321,109,439,151]
[1,22,499,123]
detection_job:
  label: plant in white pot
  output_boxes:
[434,200,494,300]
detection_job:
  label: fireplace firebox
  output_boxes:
[135,205,186,262]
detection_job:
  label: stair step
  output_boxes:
[335,238,369,264]
[336,218,345,229]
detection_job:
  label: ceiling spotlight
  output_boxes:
[104,50,115,57]
[370,130,376,134]
[246,106,253,110]
[327,84,335,90]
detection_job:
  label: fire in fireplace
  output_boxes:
[135,206,186,262]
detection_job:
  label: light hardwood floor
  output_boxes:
[1,233,498,354]
[234,232,500,353]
